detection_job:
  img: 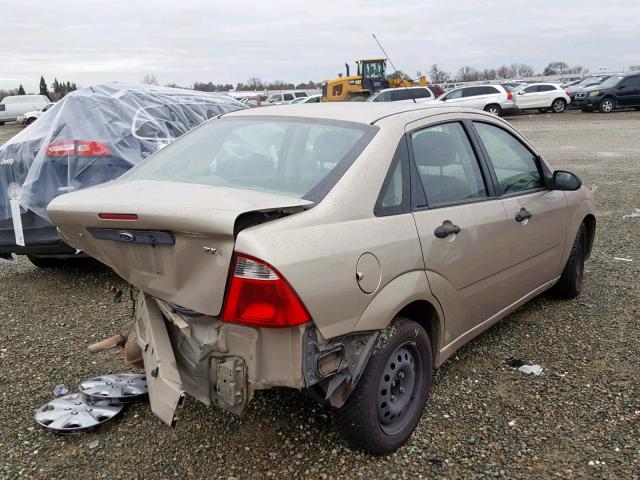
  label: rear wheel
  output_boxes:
[599,97,615,113]
[335,318,433,454]
[484,104,503,116]
[551,98,566,113]
[552,225,585,298]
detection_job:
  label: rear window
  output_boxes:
[389,89,430,101]
[125,117,377,202]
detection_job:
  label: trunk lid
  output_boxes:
[48,180,311,316]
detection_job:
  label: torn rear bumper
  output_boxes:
[134,293,307,423]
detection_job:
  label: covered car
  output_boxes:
[0,83,245,266]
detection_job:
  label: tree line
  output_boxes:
[428,62,590,84]
[0,76,79,102]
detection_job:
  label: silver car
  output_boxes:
[49,103,595,453]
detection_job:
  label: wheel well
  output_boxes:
[582,214,596,259]
[553,97,566,104]
[396,301,439,363]
[484,103,500,110]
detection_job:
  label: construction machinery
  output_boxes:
[321,59,428,102]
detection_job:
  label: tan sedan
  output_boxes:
[48,103,595,454]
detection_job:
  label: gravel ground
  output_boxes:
[1,111,639,479]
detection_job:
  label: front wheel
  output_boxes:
[551,98,566,113]
[335,318,433,454]
[26,117,36,125]
[552,225,585,298]
[599,98,615,113]
[484,104,503,116]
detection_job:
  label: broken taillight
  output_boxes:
[221,254,310,328]
[47,140,110,157]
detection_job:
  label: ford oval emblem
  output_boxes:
[118,231,135,242]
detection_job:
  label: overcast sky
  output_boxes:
[2,0,639,91]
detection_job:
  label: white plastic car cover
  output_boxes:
[0,83,245,222]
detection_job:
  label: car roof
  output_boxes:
[376,86,430,93]
[223,102,487,125]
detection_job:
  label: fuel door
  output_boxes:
[356,252,381,294]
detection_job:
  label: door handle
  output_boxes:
[515,208,533,222]
[434,223,461,238]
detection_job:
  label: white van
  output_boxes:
[0,95,51,125]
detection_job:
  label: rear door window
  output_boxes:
[410,122,488,206]
[473,122,543,195]
[283,93,294,101]
[537,85,555,92]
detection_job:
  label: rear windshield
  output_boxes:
[125,116,377,202]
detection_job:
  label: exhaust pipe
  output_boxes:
[345,63,350,77]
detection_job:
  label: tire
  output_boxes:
[598,97,615,113]
[335,318,433,454]
[551,98,566,113]
[26,117,36,125]
[0,122,5,126]
[538,108,549,113]
[552,225,585,299]
[484,104,503,116]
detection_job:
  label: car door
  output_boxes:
[472,121,569,303]
[440,88,465,106]
[617,76,640,107]
[516,85,538,109]
[537,84,557,107]
[461,86,488,109]
[408,119,513,347]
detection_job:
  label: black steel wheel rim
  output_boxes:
[377,342,422,436]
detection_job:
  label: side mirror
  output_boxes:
[552,170,582,191]
[518,91,525,95]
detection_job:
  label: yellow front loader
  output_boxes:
[321,59,427,102]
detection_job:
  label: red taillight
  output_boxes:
[46,140,110,157]
[221,254,310,328]
[98,213,138,221]
[507,91,513,100]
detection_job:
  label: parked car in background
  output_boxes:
[17,102,56,126]
[565,74,616,103]
[366,85,444,103]
[240,95,268,107]
[49,102,595,454]
[0,83,245,266]
[0,95,50,125]
[266,91,309,104]
[437,84,517,116]
[290,94,321,104]
[573,73,640,113]
[514,83,571,113]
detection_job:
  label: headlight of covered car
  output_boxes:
[588,91,600,97]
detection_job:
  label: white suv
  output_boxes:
[266,91,308,104]
[514,83,571,113]
[367,86,443,103]
[437,84,517,116]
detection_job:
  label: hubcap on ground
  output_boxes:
[377,343,421,435]
[35,393,123,434]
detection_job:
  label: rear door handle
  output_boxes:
[515,208,533,222]
[434,223,461,238]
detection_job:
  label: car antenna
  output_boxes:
[372,33,417,103]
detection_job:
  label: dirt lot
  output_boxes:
[1,111,639,479]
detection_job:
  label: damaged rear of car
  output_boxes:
[48,114,380,427]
